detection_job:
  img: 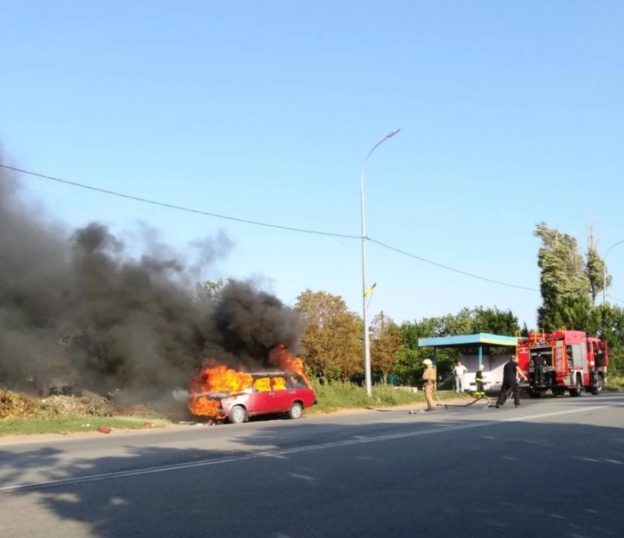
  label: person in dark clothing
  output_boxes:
[496,355,528,408]
[532,354,547,384]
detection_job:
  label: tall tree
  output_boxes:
[586,226,608,306]
[370,311,402,385]
[534,223,591,331]
[294,290,362,382]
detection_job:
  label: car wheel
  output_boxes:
[228,405,247,424]
[288,402,303,420]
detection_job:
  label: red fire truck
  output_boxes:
[517,330,608,397]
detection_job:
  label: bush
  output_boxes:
[606,375,624,391]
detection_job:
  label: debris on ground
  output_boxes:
[1,389,131,419]
[38,391,115,417]
[0,390,39,418]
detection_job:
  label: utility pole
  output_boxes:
[360,129,400,397]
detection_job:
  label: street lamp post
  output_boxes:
[603,239,624,305]
[360,128,400,397]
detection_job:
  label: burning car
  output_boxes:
[187,345,317,424]
[188,370,317,424]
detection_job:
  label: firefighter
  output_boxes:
[421,359,437,411]
[496,355,528,408]
[532,353,547,385]
[475,364,486,398]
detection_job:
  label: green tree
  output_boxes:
[586,230,608,306]
[590,304,624,373]
[294,290,362,382]
[534,223,591,331]
[397,317,461,386]
[370,311,402,385]
[394,321,428,386]
[470,307,519,335]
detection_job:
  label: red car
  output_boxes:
[215,371,317,424]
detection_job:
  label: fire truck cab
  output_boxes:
[521,330,608,397]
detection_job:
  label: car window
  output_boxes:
[253,377,271,392]
[287,375,308,389]
[272,376,287,391]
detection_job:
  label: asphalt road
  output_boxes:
[1,393,623,538]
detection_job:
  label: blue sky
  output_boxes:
[1,1,623,329]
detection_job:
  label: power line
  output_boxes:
[0,164,360,240]
[368,238,540,292]
[2,162,539,292]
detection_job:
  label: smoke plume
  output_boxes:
[0,164,305,400]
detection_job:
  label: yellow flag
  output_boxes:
[364,282,377,297]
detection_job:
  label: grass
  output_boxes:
[0,416,169,437]
[308,380,472,414]
[606,374,624,391]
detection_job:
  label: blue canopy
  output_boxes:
[418,333,518,348]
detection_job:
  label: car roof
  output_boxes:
[249,371,300,377]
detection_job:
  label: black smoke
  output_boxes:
[0,164,305,400]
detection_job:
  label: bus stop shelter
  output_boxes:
[418,332,519,389]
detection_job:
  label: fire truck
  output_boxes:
[517,330,608,397]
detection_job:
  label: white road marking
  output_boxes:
[500,406,606,422]
[0,404,612,493]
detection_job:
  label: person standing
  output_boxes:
[531,353,547,385]
[422,359,437,411]
[475,364,486,398]
[453,360,468,393]
[496,355,528,408]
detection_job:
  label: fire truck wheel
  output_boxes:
[228,405,248,424]
[288,402,303,420]
[569,376,584,397]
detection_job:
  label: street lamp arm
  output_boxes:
[360,129,400,237]
[360,128,400,397]
[361,129,401,171]
[606,239,624,258]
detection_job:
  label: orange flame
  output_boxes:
[187,360,253,418]
[187,395,221,418]
[268,343,311,387]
